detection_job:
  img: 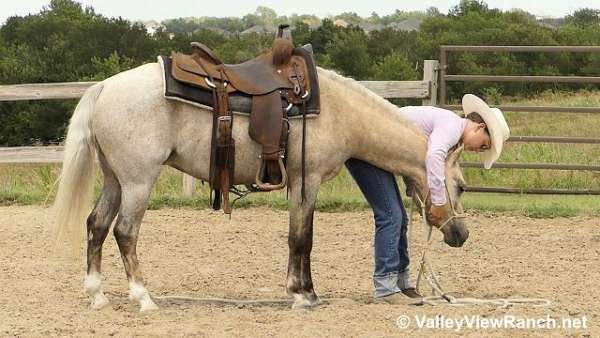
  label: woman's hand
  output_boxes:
[427,204,448,225]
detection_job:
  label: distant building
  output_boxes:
[240,25,277,35]
[140,20,165,35]
[387,18,422,32]
[306,22,321,30]
[536,16,565,29]
[333,19,349,28]
[358,22,385,33]
[202,26,231,36]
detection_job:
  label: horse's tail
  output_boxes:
[53,83,104,250]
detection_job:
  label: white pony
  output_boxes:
[53,63,468,311]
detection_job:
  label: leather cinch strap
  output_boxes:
[209,68,235,214]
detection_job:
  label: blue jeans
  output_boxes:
[345,158,411,297]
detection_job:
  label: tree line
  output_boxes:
[1,0,599,145]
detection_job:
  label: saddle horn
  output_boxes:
[277,24,292,40]
[273,24,293,66]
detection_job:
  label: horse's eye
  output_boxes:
[457,183,467,193]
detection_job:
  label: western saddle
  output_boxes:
[167,25,319,214]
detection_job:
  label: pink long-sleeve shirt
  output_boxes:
[397,106,468,205]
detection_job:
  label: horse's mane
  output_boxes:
[316,67,424,138]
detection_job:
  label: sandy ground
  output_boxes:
[0,206,598,337]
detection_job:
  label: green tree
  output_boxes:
[291,22,312,46]
[367,12,381,24]
[82,52,137,81]
[380,9,426,25]
[241,13,260,29]
[255,6,277,27]
[367,28,419,64]
[426,7,442,17]
[565,8,600,28]
[309,19,339,54]
[326,29,371,79]
[370,53,419,80]
[162,18,201,34]
[334,12,362,26]
[449,0,497,17]
[0,0,155,145]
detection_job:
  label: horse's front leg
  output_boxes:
[286,176,321,309]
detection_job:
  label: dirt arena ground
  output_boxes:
[0,206,598,337]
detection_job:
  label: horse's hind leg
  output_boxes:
[113,170,160,312]
[84,153,121,309]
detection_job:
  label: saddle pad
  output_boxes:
[159,54,320,117]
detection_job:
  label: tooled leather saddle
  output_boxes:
[160,24,320,213]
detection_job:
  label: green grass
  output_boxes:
[1,90,599,218]
[1,164,598,218]
[461,90,600,191]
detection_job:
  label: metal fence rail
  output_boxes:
[439,45,600,110]
[439,45,600,195]
[465,187,600,195]
[443,105,600,113]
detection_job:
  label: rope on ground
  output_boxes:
[409,191,551,308]
[152,296,351,306]
[414,296,551,307]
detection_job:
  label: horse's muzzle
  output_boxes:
[443,222,469,247]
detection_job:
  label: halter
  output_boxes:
[412,181,467,231]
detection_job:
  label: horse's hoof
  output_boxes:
[291,294,316,310]
[129,282,158,311]
[291,301,313,310]
[90,293,110,310]
[309,297,323,307]
[303,292,322,307]
[140,299,159,312]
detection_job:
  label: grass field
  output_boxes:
[1,90,599,217]
[461,90,600,191]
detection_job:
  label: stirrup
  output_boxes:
[255,157,287,191]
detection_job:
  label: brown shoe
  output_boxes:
[401,287,422,299]
[374,292,412,305]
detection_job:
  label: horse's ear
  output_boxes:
[448,144,464,166]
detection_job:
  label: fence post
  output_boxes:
[182,174,196,197]
[422,60,439,106]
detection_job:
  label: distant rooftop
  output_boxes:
[139,20,165,35]
[536,17,565,29]
[358,22,385,32]
[240,25,277,34]
[387,18,423,32]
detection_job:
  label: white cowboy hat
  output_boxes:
[461,94,510,169]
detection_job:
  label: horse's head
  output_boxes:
[408,145,469,247]
[433,144,469,247]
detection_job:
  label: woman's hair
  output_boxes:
[466,112,490,135]
[465,112,484,123]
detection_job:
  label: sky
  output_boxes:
[2,0,599,24]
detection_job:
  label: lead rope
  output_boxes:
[151,295,350,306]
[411,190,458,302]
[409,185,550,308]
